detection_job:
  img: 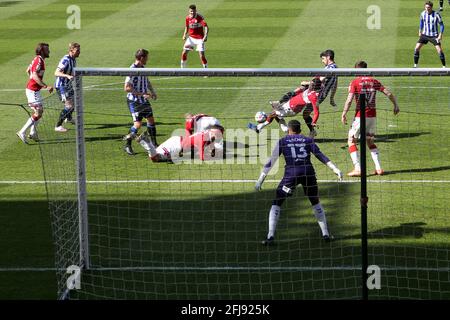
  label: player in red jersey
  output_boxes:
[138,127,223,162]
[17,43,54,144]
[341,61,400,177]
[180,4,209,68]
[184,113,222,136]
[248,78,322,137]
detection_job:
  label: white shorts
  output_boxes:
[194,117,220,133]
[26,89,43,107]
[156,136,182,161]
[183,37,205,52]
[349,117,377,139]
[273,101,296,118]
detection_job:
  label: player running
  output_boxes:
[255,120,343,245]
[248,78,322,137]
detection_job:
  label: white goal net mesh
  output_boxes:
[35,68,449,299]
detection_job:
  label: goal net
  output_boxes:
[36,68,450,299]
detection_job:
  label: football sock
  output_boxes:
[30,119,39,136]
[139,139,157,157]
[267,205,281,239]
[147,124,157,145]
[56,107,71,127]
[312,203,329,237]
[414,50,420,65]
[369,144,381,171]
[201,56,208,67]
[20,117,34,134]
[349,145,361,171]
[440,0,443,8]
[439,52,446,67]
[181,53,187,68]
[304,116,314,132]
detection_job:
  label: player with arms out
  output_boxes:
[414,1,446,68]
[123,49,158,155]
[138,127,223,162]
[255,120,343,245]
[17,43,54,144]
[54,42,81,132]
[248,78,322,137]
[181,4,209,68]
[341,61,400,177]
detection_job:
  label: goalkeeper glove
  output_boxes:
[326,161,343,182]
[255,172,267,191]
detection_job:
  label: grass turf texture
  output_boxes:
[0,0,449,299]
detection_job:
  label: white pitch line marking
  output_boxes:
[0,266,448,272]
[1,179,449,184]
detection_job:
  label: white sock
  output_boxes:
[20,117,34,134]
[267,205,281,239]
[350,151,360,171]
[181,60,187,68]
[312,203,329,237]
[30,119,39,136]
[139,139,157,157]
[370,148,381,170]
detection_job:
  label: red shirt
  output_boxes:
[181,131,212,161]
[185,113,208,136]
[349,76,385,118]
[186,14,207,39]
[26,55,45,91]
[288,89,320,124]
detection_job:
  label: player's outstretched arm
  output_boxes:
[255,140,281,190]
[326,161,343,181]
[383,88,399,115]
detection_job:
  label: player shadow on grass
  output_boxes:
[338,222,427,240]
[369,165,450,176]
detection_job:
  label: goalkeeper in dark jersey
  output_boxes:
[255,120,343,245]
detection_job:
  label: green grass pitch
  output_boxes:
[0,0,449,299]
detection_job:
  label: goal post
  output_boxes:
[39,67,450,299]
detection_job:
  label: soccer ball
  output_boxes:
[254,111,267,123]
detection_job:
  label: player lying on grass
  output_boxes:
[184,113,222,136]
[248,78,322,137]
[255,120,343,246]
[137,126,223,162]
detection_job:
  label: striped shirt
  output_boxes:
[125,63,150,104]
[420,10,444,37]
[318,62,338,104]
[55,54,76,89]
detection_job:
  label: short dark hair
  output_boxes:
[287,120,301,134]
[189,4,196,10]
[310,77,322,92]
[355,60,368,68]
[135,48,149,60]
[425,1,433,8]
[35,43,49,55]
[320,49,335,60]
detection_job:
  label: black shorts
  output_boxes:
[418,34,441,46]
[273,173,319,206]
[127,99,153,122]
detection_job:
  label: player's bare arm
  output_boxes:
[342,92,354,125]
[54,69,73,81]
[203,26,209,41]
[382,88,400,115]
[31,72,53,93]
[182,27,188,40]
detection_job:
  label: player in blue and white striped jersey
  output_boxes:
[123,49,158,155]
[318,49,338,108]
[54,42,80,132]
[414,1,446,68]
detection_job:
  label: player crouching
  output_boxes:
[248,78,322,138]
[138,126,224,162]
